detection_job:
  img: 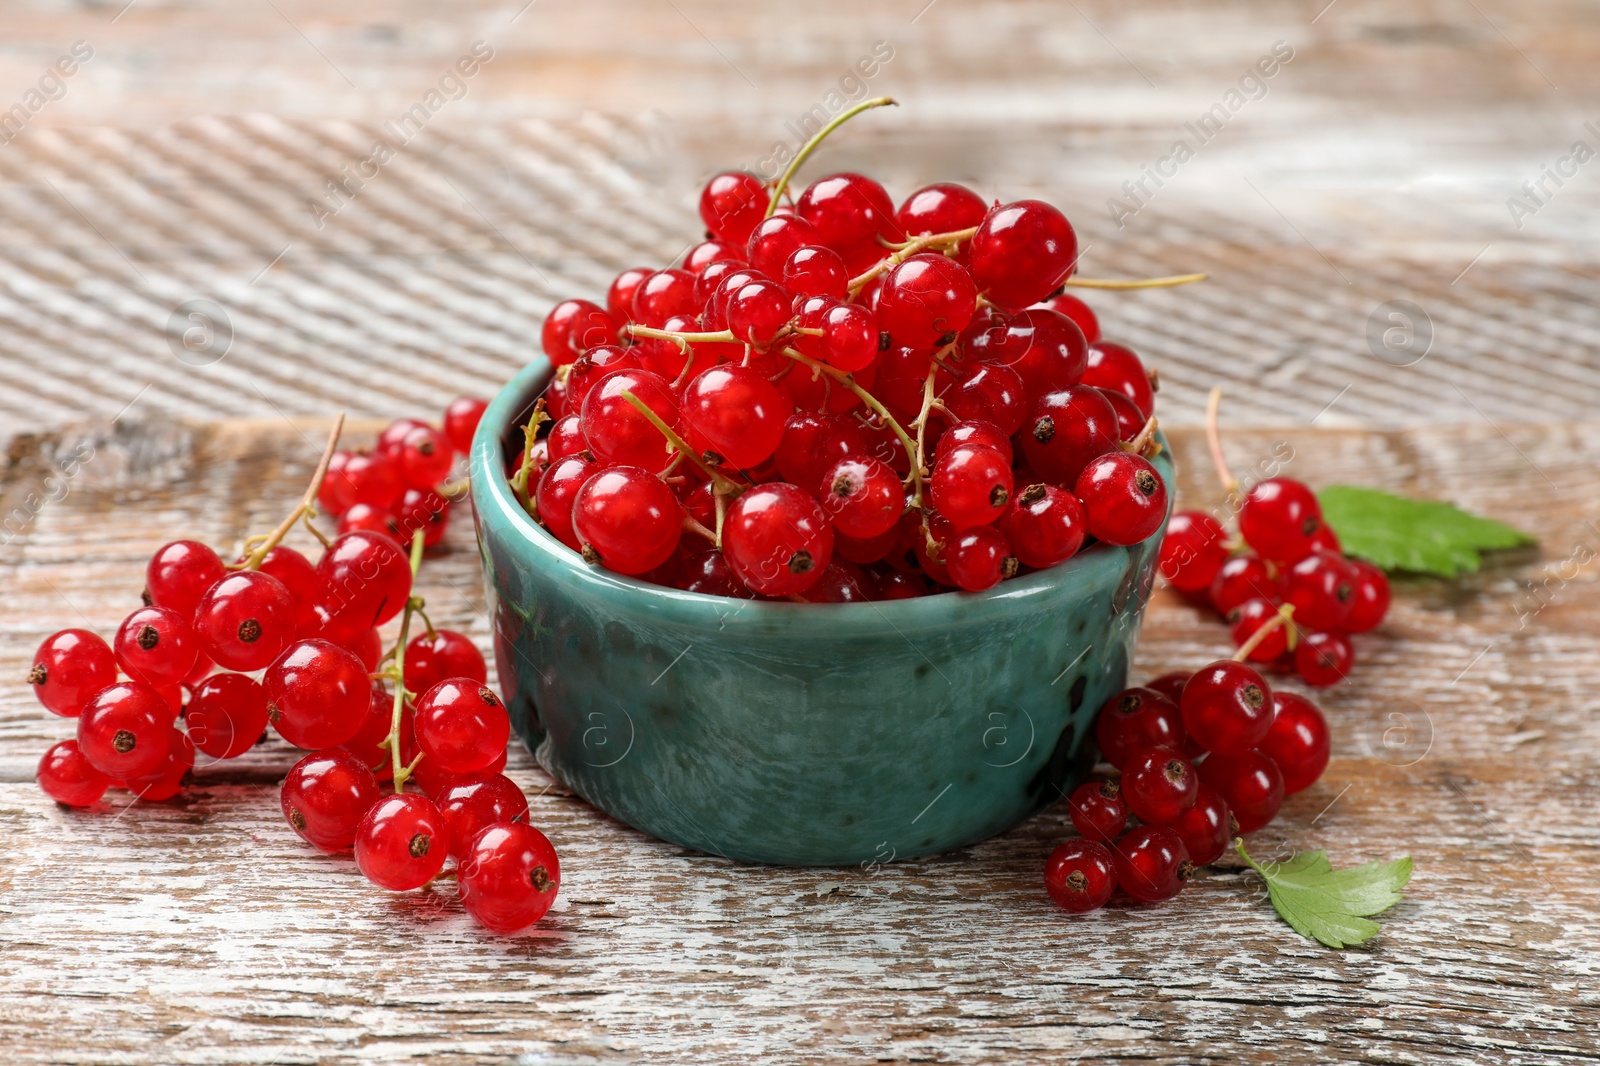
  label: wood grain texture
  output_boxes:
[3,419,1598,1065]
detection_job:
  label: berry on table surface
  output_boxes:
[354,792,450,891]
[282,748,382,853]
[1200,749,1285,834]
[37,740,112,807]
[1112,825,1192,903]
[264,639,372,750]
[1044,838,1116,913]
[1094,687,1185,769]
[413,678,512,775]
[1180,660,1273,755]
[1067,779,1128,844]
[1161,784,1233,867]
[458,821,562,934]
[76,681,173,780]
[1259,692,1331,795]
[187,672,270,760]
[437,773,531,861]
[1121,747,1200,824]
[29,628,117,718]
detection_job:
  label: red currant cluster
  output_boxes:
[317,396,487,546]
[29,409,561,935]
[511,108,1194,600]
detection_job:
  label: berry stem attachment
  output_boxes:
[1063,272,1209,290]
[1121,415,1161,458]
[910,358,941,508]
[765,96,897,219]
[617,390,743,497]
[624,324,738,345]
[386,531,428,791]
[848,226,979,294]
[1232,603,1296,662]
[1206,386,1240,501]
[510,398,550,516]
[240,413,345,571]
[778,346,923,502]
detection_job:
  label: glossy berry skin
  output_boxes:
[343,684,403,780]
[1068,779,1127,844]
[395,424,453,491]
[146,540,226,621]
[1039,292,1100,342]
[1043,838,1116,913]
[631,268,698,328]
[566,345,641,411]
[413,678,510,775]
[535,455,598,551]
[968,200,1077,310]
[29,628,116,718]
[1144,671,1191,705]
[339,502,394,538]
[258,545,322,636]
[541,299,617,365]
[437,773,531,861]
[126,725,194,801]
[1200,750,1285,834]
[819,302,880,373]
[1344,559,1392,633]
[972,308,1088,400]
[339,450,404,510]
[1098,388,1145,441]
[405,629,487,697]
[941,362,1028,438]
[1260,692,1331,794]
[877,253,979,348]
[930,444,1012,530]
[1163,784,1232,866]
[392,488,449,549]
[1210,553,1280,614]
[1112,825,1192,903]
[194,570,297,672]
[264,639,371,750]
[1181,660,1273,755]
[896,182,987,236]
[458,821,562,933]
[355,793,450,890]
[1295,630,1353,687]
[76,681,173,779]
[113,605,199,688]
[944,525,1014,592]
[937,421,1012,464]
[187,672,270,760]
[1082,341,1154,418]
[1020,386,1120,486]
[726,279,794,348]
[1283,549,1357,630]
[684,238,745,274]
[722,483,834,596]
[1159,511,1230,593]
[699,171,769,245]
[1094,687,1185,768]
[783,244,849,299]
[819,455,902,539]
[281,747,382,853]
[796,172,901,252]
[319,451,355,513]
[1239,477,1324,563]
[580,369,680,473]
[746,214,819,277]
[1121,747,1200,824]
[1076,452,1168,547]
[1228,597,1290,662]
[683,365,792,469]
[37,740,112,807]
[315,531,413,640]
[678,549,754,598]
[443,396,488,453]
[571,467,683,576]
[1000,484,1087,569]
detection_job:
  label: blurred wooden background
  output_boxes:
[2,1,1598,1064]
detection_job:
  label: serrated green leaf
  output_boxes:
[1239,842,1413,949]
[1317,485,1533,577]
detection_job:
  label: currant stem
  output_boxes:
[1063,272,1209,290]
[242,414,345,570]
[618,390,742,497]
[387,533,427,791]
[1206,387,1240,501]
[625,324,738,345]
[683,514,717,543]
[300,511,332,549]
[1122,415,1161,458]
[848,226,979,293]
[911,359,941,509]
[778,347,922,504]
[1232,603,1296,662]
[510,398,549,516]
[765,96,897,219]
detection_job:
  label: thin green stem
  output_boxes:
[765,96,897,218]
[847,226,978,293]
[510,398,549,516]
[625,324,738,345]
[387,532,426,790]
[1063,272,1208,290]
[240,414,344,570]
[618,390,742,496]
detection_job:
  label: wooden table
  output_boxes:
[3,2,1598,1063]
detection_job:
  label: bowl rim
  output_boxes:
[470,356,1173,631]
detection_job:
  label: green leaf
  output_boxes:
[1238,841,1413,949]
[1317,485,1534,577]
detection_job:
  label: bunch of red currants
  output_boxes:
[516,162,1176,600]
[30,396,562,935]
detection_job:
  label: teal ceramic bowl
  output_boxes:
[470,358,1172,867]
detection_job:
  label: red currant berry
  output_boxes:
[264,639,370,749]
[1295,630,1353,687]
[355,793,449,890]
[572,467,683,575]
[819,302,880,373]
[1209,553,1279,614]
[1020,385,1120,486]
[146,539,226,621]
[405,630,486,698]
[782,244,848,299]
[1038,292,1100,343]
[77,681,173,779]
[1111,825,1192,903]
[1097,388,1144,441]
[1158,510,1229,593]
[1282,549,1357,630]
[580,368,681,473]
[1144,671,1191,705]
[878,253,978,348]
[1228,597,1290,662]
[796,172,901,252]
[940,362,1028,438]
[726,278,794,348]
[438,773,530,861]
[413,678,510,775]
[1181,661,1273,755]
[747,214,819,277]
[566,345,642,410]
[974,308,1088,400]
[395,424,453,491]
[343,683,402,780]
[194,570,297,672]
[125,725,194,801]
[699,171,769,245]
[678,549,754,597]
[818,455,902,539]
[29,628,116,718]
[1239,477,1323,563]
[282,748,382,852]
[392,487,449,549]
[683,365,792,469]
[632,269,698,328]
[930,443,1012,529]
[535,455,599,551]
[1260,691,1331,794]
[1043,838,1116,913]
[443,395,488,454]
[896,182,987,236]
[543,299,617,365]
[722,482,834,596]
[458,821,561,933]
[968,200,1077,310]
[338,502,394,538]
[1068,779,1127,843]
[944,524,1015,592]
[936,421,1012,464]
[999,483,1087,569]
[315,530,413,640]
[339,450,405,510]
[37,740,112,807]
[258,545,322,636]
[544,415,585,465]
[187,672,269,760]
[1344,559,1391,633]
[113,605,198,688]
[1083,341,1154,418]
[1200,750,1284,833]
[1162,784,1232,866]
[1121,747,1200,824]
[319,451,355,513]
[774,412,869,497]
[1076,452,1168,546]
[684,237,745,274]
[1094,687,1185,768]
